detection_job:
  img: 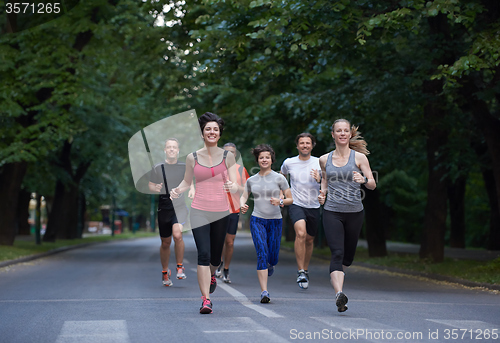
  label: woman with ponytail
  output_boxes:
[318,119,376,313]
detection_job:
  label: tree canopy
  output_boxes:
[1,0,498,261]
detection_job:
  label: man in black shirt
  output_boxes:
[149,138,194,286]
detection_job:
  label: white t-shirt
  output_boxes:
[280,156,321,209]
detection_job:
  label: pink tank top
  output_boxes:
[191,150,229,212]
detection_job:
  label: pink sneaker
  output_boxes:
[209,274,217,294]
[200,296,213,314]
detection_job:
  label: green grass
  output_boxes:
[281,240,500,286]
[0,231,156,263]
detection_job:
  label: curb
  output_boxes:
[280,246,500,292]
[353,261,500,292]
[0,243,96,269]
[0,236,153,269]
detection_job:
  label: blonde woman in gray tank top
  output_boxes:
[318,119,376,313]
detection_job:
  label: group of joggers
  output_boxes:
[148,112,376,314]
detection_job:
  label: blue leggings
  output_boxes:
[250,216,282,270]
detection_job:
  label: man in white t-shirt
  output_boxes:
[280,133,321,289]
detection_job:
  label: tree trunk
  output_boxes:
[363,188,387,257]
[458,75,500,250]
[44,180,69,242]
[283,206,296,242]
[471,106,500,234]
[78,192,86,239]
[419,83,449,262]
[43,141,91,241]
[57,183,80,240]
[0,162,28,245]
[483,170,500,250]
[419,14,454,262]
[17,189,32,236]
[448,174,467,248]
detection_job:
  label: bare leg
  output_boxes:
[330,265,349,293]
[223,233,236,268]
[330,270,345,293]
[293,220,307,270]
[160,236,172,271]
[172,223,184,265]
[198,264,218,299]
[303,234,315,271]
[257,269,268,292]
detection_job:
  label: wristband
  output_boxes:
[363,176,368,184]
[280,199,284,206]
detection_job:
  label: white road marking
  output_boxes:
[217,281,283,318]
[427,319,499,330]
[189,267,283,318]
[313,317,400,331]
[55,320,130,343]
[203,329,269,333]
[200,317,288,342]
[312,317,415,343]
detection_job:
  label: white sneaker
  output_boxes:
[214,262,223,278]
[176,266,186,280]
[162,269,173,287]
[297,270,308,289]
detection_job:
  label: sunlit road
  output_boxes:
[1,232,499,343]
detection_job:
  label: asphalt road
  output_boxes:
[1,232,499,343]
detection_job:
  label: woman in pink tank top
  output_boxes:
[170,112,239,314]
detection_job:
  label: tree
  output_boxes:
[1,0,188,244]
[357,0,500,260]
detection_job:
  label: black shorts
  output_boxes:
[226,213,240,235]
[288,204,320,237]
[157,206,188,238]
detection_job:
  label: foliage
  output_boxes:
[1,0,497,250]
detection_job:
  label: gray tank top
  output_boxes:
[324,149,364,213]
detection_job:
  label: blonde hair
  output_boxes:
[332,119,370,155]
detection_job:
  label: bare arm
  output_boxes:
[239,182,250,214]
[188,183,195,199]
[225,151,239,193]
[271,188,293,206]
[148,181,163,193]
[170,153,195,198]
[354,153,376,190]
[318,154,328,205]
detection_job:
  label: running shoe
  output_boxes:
[268,264,274,277]
[335,291,348,312]
[297,269,308,289]
[222,269,231,284]
[200,296,213,314]
[260,290,270,303]
[215,261,223,278]
[176,265,186,280]
[162,269,173,287]
[209,274,217,293]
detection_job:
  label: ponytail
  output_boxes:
[349,125,369,155]
[332,119,370,156]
